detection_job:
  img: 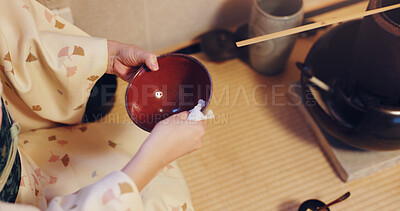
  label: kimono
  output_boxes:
[0,0,194,210]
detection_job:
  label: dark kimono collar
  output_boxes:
[0,99,21,203]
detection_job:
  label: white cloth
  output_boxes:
[187,100,214,121]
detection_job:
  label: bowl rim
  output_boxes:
[125,53,213,132]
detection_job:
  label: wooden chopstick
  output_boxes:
[236,3,400,47]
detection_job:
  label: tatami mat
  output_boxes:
[107,32,400,210]
[175,41,400,210]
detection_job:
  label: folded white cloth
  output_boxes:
[187,100,214,121]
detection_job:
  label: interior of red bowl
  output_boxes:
[125,53,212,132]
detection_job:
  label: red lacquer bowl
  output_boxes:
[125,53,212,132]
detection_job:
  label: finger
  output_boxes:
[124,68,137,81]
[144,54,159,71]
[174,111,189,120]
[120,45,158,71]
[129,49,158,71]
[113,62,138,82]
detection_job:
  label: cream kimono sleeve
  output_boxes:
[0,0,108,132]
[47,171,144,211]
[0,171,145,211]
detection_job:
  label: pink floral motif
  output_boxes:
[34,168,46,180]
[48,152,69,167]
[87,82,95,91]
[49,151,60,162]
[63,65,77,77]
[49,176,57,184]
[170,205,180,211]
[57,140,69,147]
[102,189,118,204]
[31,173,39,186]
[44,10,54,23]
[169,203,187,211]
[166,164,174,170]
[58,47,71,61]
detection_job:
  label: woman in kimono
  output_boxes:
[0,0,205,210]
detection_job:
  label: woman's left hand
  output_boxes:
[106,40,159,81]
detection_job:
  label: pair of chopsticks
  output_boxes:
[236,3,400,47]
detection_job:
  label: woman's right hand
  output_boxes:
[144,111,206,165]
[122,112,206,191]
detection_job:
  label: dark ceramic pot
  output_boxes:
[351,0,400,98]
[300,18,400,151]
[125,53,212,132]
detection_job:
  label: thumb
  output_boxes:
[144,54,159,71]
